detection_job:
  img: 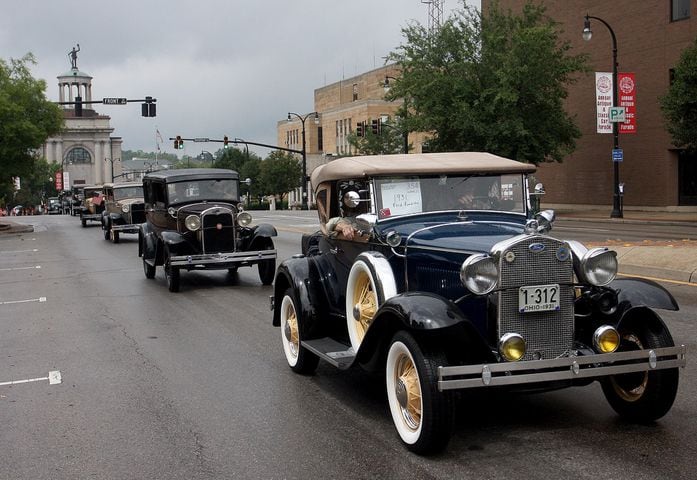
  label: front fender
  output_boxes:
[357,292,493,368]
[253,223,278,238]
[611,277,679,312]
[139,223,156,260]
[272,257,325,334]
[109,212,124,225]
[161,230,187,246]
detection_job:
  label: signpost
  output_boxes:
[609,107,626,123]
[102,97,128,105]
[612,148,623,163]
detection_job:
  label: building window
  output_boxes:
[317,126,323,151]
[672,0,690,21]
[65,146,91,164]
[353,83,358,101]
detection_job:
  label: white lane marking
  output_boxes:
[0,370,62,387]
[0,249,39,254]
[0,297,46,305]
[0,265,41,272]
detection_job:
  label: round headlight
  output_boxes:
[581,248,618,286]
[593,325,620,353]
[460,254,499,295]
[121,204,130,213]
[168,207,177,217]
[185,215,201,231]
[385,230,401,247]
[237,211,252,227]
[499,333,526,362]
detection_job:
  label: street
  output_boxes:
[0,213,695,479]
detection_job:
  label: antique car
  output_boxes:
[271,152,685,454]
[101,182,145,243]
[139,168,277,292]
[46,197,62,215]
[78,185,105,227]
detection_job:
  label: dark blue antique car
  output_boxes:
[271,152,685,454]
[139,168,277,292]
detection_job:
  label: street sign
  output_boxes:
[102,97,128,105]
[609,106,626,123]
[193,137,210,142]
[612,148,623,163]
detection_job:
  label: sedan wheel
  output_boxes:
[164,246,180,292]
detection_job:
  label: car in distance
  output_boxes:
[46,197,62,215]
[78,185,105,227]
[271,152,686,454]
[101,182,145,243]
[139,168,277,292]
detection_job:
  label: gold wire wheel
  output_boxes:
[352,270,377,341]
[284,299,300,359]
[395,353,422,431]
[610,333,648,402]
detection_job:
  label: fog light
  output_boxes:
[499,333,526,362]
[593,325,620,353]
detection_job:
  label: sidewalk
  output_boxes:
[555,208,697,283]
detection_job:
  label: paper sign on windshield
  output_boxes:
[379,181,422,217]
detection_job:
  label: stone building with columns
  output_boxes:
[41,63,123,190]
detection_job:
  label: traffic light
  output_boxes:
[224,136,229,148]
[356,122,364,137]
[75,96,83,117]
[175,135,183,149]
[371,119,380,135]
[142,96,156,117]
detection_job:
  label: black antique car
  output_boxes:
[46,197,61,215]
[101,182,146,243]
[271,152,685,454]
[78,185,105,227]
[139,168,277,292]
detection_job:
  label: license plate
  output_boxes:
[519,284,560,313]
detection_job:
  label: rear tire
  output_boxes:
[601,320,679,422]
[279,288,319,374]
[103,220,110,240]
[386,331,453,454]
[111,230,120,244]
[81,216,87,227]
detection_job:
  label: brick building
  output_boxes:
[484,0,697,210]
[278,64,425,207]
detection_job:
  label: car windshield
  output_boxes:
[373,174,526,219]
[167,179,238,204]
[113,186,143,200]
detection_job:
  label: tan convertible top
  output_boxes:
[311,152,536,191]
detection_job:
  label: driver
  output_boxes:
[327,187,367,241]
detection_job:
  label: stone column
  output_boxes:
[94,142,103,185]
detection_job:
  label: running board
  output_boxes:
[303,338,355,369]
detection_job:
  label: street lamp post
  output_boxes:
[105,157,120,182]
[383,75,409,154]
[583,14,623,218]
[287,111,319,210]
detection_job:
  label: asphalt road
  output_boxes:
[0,213,695,479]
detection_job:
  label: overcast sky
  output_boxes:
[2,0,479,158]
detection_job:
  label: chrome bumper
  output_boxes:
[111,224,140,233]
[169,249,276,267]
[438,345,686,391]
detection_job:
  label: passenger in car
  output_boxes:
[327,189,367,241]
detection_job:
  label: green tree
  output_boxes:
[0,54,63,196]
[386,1,587,164]
[347,119,408,155]
[213,146,261,172]
[661,37,697,152]
[258,151,301,198]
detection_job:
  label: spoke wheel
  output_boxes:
[345,253,397,352]
[601,319,679,422]
[280,289,318,374]
[386,331,453,454]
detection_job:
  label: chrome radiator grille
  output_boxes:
[201,209,235,254]
[497,236,574,360]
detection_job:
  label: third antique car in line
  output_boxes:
[271,152,686,454]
